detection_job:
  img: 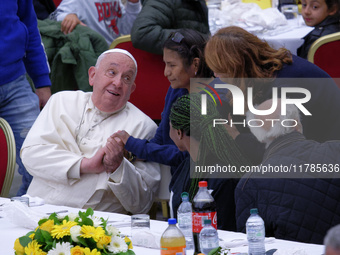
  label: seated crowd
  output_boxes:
[4,0,340,251]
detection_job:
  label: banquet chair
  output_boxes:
[53,0,62,7]
[0,118,16,198]
[307,32,340,88]
[109,35,169,123]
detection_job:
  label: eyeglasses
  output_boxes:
[169,32,185,43]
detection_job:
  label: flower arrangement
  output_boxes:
[14,208,135,255]
[208,247,230,255]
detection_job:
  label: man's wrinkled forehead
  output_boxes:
[98,48,137,75]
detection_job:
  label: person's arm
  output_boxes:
[60,13,86,34]
[130,0,176,55]
[108,116,164,214]
[126,136,187,166]
[115,86,188,166]
[117,0,141,36]
[51,0,84,34]
[52,0,79,22]
[20,93,89,185]
[35,87,52,109]
[18,0,52,108]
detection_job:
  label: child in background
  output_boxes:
[297,0,340,58]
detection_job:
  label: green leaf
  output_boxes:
[102,218,108,230]
[116,250,135,255]
[86,237,98,249]
[77,236,89,247]
[208,246,222,255]
[25,231,35,237]
[19,236,32,247]
[85,208,94,216]
[42,242,53,253]
[52,239,57,247]
[41,229,53,242]
[38,218,48,225]
[82,217,94,226]
[47,214,61,224]
[34,229,46,243]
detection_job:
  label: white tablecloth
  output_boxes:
[0,197,324,255]
[260,23,313,55]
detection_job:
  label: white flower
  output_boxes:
[221,248,231,255]
[68,213,78,221]
[106,225,120,236]
[70,225,82,242]
[91,216,103,227]
[107,236,128,253]
[47,242,73,255]
[57,214,65,220]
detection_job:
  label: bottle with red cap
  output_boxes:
[192,181,217,254]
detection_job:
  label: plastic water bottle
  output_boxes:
[246,208,266,255]
[199,219,219,255]
[160,218,186,255]
[192,181,217,254]
[177,192,195,255]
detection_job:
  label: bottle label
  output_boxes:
[178,214,192,226]
[192,212,217,233]
[247,225,265,239]
[200,238,219,249]
[160,246,186,255]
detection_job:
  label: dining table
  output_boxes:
[0,197,325,254]
[259,19,313,55]
[210,2,314,55]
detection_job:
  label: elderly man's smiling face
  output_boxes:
[89,52,136,113]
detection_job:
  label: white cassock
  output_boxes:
[21,90,166,214]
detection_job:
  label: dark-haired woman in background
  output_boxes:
[113,28,214,178]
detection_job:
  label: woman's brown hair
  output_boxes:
[205,26,293,105]
[205,26,293,79]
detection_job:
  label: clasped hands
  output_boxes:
[80,131,131,175]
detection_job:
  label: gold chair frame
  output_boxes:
[0,118,16,197]
[109,35,132,49]
[307,32,340,63]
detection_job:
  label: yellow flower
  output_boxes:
[71,245,84,255]
[24,240,46,255]
[13,238,25,255]
[124,236,133,249]
[51,219,78,239]
[83,247,101,255]
[80,225,105,242]
[96,235,111,249]
[39,219,55,233]
[124,236,133,250]
[29,233,35,240]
